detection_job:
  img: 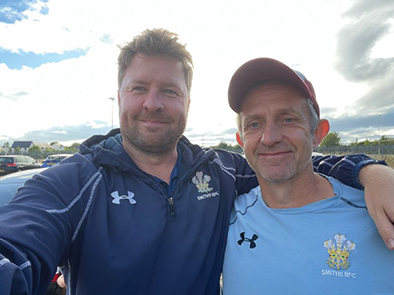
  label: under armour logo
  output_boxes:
[237,232,259,249]
[111,191,136,205]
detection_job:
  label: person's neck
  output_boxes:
[123,143,178,184]
[258,170,334,209]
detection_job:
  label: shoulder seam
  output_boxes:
[211,158,236,180]
[71,172,103,242]
[339,197,367,210]
[46,168,103,214]
[230,193,259,225]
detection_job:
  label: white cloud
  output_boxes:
[0,0,393,146]
[370,19,394,59]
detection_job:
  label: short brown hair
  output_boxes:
[117,28,193,93]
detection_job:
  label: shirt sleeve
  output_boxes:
[0,240,32,295]
[0,161,98,295]
[312,154,387,189]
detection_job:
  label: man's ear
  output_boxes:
[236,132,244,147]
[313,119,330,149]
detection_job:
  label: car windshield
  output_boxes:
[0,157,13,164]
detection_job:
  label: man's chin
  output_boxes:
[136,141,174,154]
[258,167,295,183]
[124,135,179,155]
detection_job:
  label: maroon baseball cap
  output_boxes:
[228,58,320,117]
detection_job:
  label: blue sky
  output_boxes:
[0,0,393,147]
[0,0,88,70]
[0,0,49,23]
[0,48,88,69]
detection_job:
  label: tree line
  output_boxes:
[319,133,394,147]
[1,142,81,160]
[208,132,394,155]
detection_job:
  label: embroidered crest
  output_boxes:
[111,191,136,205]
[324,234,356,270]
[192,171,213,193]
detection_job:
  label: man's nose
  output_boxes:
[143,90,164,111]
[260,123,283,146]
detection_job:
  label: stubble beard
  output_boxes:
[250,147,311,184]
[121,118,187,157]
[257,162,298,184]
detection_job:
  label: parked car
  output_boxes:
[41,154,73,168]
[0,168,47,206]
[0,155,41,176]
[0,167,66,294]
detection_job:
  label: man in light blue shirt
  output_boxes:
[223,57,394,294]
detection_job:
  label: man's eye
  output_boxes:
[133,86,146,92]
[284,118,294,123]
[249,122,260,128]
[163,89,176,95]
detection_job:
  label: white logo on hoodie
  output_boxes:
[111,191,136,205]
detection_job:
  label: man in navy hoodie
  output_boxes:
[0,28,393,295]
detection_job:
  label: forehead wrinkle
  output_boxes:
[123,77,185,91]
[242,113,261,124]
[246,90,309,114]
[276,105,304,116]
[123,79,147,91]
[243,104,303,120]
[129,79,148,85]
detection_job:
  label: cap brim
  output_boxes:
[228,58,312,113]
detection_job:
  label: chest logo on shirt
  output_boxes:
[192,171,213,193]
[237,232,259,249]
[324,234,356,270]
[111,191,137,205]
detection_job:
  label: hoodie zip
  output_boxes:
[168,197,176,216]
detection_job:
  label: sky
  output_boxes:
[0,0,393,147]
